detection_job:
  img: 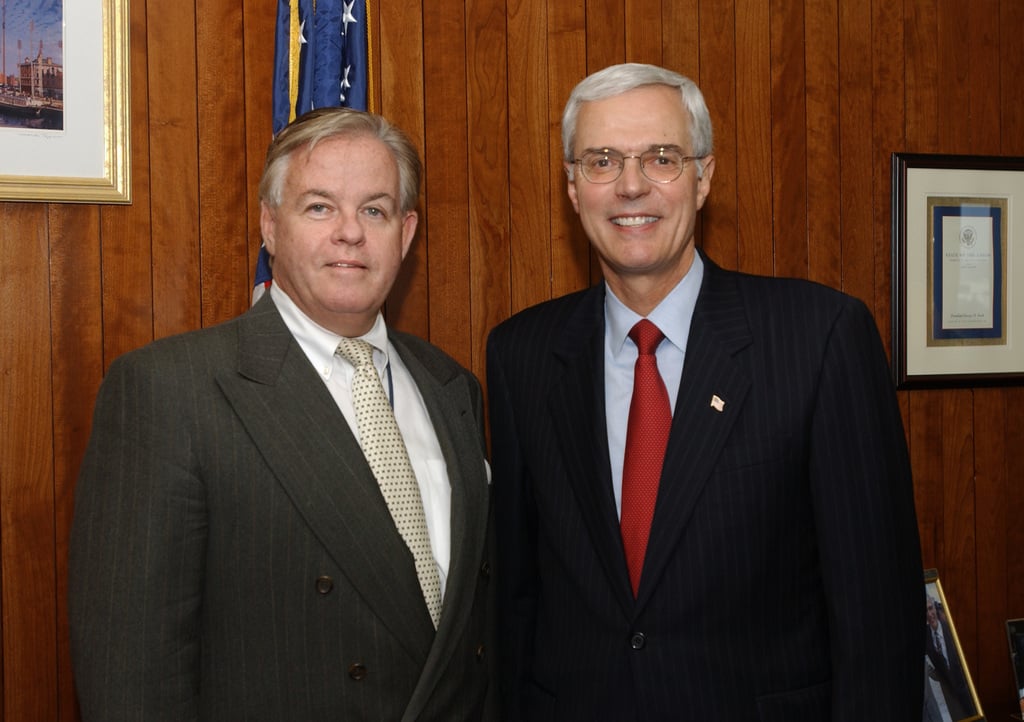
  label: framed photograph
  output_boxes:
[1006,619,1024,719]
[0,0,130,203]
[891,153,1024,389]
[923,569,984,722]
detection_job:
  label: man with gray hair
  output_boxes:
[70,107,496,721]
[487,62,923,720]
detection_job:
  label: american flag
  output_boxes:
[254,0,370,303]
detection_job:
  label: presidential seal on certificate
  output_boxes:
[926,197,1007,347]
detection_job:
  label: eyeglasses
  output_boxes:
[572,147,698,184]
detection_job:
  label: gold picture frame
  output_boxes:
[924,569,985,721]
[0,0,130,203]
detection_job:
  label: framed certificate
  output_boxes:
[891,153,1024,389]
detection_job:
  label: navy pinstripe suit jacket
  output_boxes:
[486,252,923,721]
[69,294,496,722]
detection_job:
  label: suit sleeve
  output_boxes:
[486,327,537,719]
[69,349,206,721]
[809,297,924,721]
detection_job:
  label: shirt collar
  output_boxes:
[605,252,704,357]
[270,284,391,377]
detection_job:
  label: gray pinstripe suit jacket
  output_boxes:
[69,294,496,722]
[487,251,923,721]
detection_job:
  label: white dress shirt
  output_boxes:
[270,285,451,596]
[604,253,703,518]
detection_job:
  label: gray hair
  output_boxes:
[259,107,422,213]
[561,63,713,176]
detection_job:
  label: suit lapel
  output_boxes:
[214,297,435,662]
[547,287,636,614]
[389,332,491,720]
[636,260,753,606]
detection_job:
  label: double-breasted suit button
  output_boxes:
[348,663,368,681]
[475,643,486,662]
[480,561,491,579]
[314,576,333,594]
[630,632,646,650]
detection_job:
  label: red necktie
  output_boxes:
[621,319,671,596]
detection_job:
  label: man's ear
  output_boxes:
[400,210,419,259]
[259,201,277,255]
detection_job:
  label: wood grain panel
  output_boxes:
[508,0,553,313]
[733,0,772,276]
[768,0,807,278]
[379,0,429,339]
[974,388,1011,716]
[548,0,590,298]
[0,204,57,721]
[422,0,471,365]
[242,0,277,295]
[197,0,251,326]
[804,0,840,290]
[466,0,511,379]
[625,0,663,65]
[585,0,625,73]
[836,0,873,316]
[147,0,202,339]
[697,0,737,268]
[48,205,103,722]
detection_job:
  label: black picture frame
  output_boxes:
[891,152,1024,389]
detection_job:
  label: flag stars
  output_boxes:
[342,1,358,34]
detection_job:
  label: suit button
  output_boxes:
[480,561,491,578]
[630,633,646,650]
[315,576,333,594]
[476,644,486,662]
[348,663,368,681]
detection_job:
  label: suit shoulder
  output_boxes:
[389,330,480,386]
[488,286,597,344]
[722,267,870,321]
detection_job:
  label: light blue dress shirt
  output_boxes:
[604,253,703,518]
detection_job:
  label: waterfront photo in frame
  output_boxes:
[0,0,130,202]
[892,153,1024,388]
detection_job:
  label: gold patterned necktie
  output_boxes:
[336,337,442,628]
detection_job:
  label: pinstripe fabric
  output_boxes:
[487,251,924,722]
[69,294,497,722]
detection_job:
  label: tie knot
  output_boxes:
[336,337,376,368]
[629,319,665,356]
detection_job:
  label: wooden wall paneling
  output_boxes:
[941,390,980,668]
[963,0,999,155]
[241,0,277,296]
[909,392,945,567]
[836,0,874,318]
[507,0,553,314]
[102,0,156,367]
[935,0,970,153]
[768,0,808,279]
[585,0,626,73]
[868,0,904,348]
[974,387,1012,717]
[147,0,202,339]
[378,0,429,340]
[466,0,511,380]
[904,0,938,153]
[625,0,663,66]
[547,0,590,298]
[733,0,773,276]
[196,0,252,326]
[804,0,841,290]
[1008,389,1024,706]
[697,0,738,269]
[662,0,700,78]
[0,204,58,721]
[421,0,471,364]
[1002,0,1024,155]
[48,205,103,722]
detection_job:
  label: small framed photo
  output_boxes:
[891,152,1024,389]
[924,569,984,721]
[1006,619,1024,719]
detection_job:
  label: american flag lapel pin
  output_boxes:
[710,394,725,412]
